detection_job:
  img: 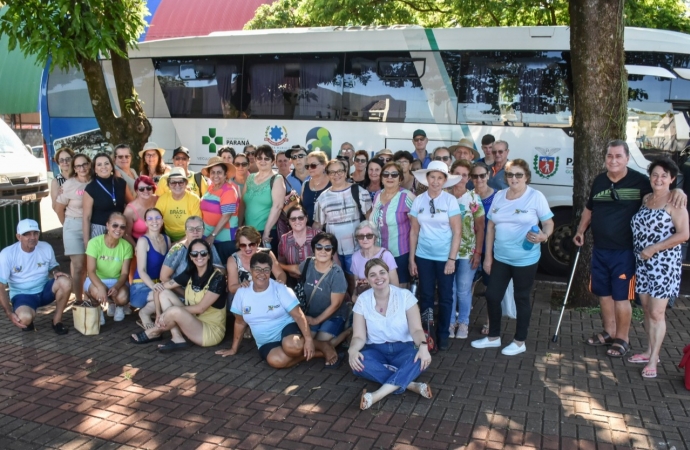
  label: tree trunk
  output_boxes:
[568,0,628,307]
[79,39,151,169]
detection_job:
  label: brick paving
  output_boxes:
[0,229,688,449]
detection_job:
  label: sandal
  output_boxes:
[22,322,35,332]
[130,330,162,344]
[157,340,190,353]
[606,339,630,358]
[481,324,489,335]
[641,367,657,378]
[628,354,660,364]
[360,389,373,410]
[136,320,155,330]
[585,330,614,346]
[419,383,433,399]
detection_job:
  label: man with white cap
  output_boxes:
[0,219,72,334]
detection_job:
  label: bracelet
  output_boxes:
[448,257,456,261]
[414,342,428,349]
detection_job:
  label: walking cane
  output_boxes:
[552,246,581,343]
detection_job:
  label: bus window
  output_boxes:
[47,68,93,117]
[455,51,571,126]
[154,58,243,118]
[627,73,673,153]
[244,54,342,120]
[343,52,433,123]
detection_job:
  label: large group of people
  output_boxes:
[0,132,686,411]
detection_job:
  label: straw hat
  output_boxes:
[201,156,236,179]
[413,160,462,188]
[448,138,480,161]
[138,142,166,159]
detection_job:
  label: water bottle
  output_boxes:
[522,225,540,250]
[410,277,419,296]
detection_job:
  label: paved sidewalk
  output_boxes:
[0,230,688,449]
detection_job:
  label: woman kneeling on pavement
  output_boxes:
[349,258,432,410]
[130,239,227,352]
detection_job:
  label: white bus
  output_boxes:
[41,25,690,275]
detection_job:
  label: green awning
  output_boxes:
[0,7,43,114]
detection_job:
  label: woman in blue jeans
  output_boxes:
[449,160,485,339]
[409,161,462,351]
[471,159,553,356]
[349,258,432,410]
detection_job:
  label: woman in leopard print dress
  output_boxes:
[630,157,689,379]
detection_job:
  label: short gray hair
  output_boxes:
[185,216,203,227]
[355,220,380,239]
[493,140,509,150]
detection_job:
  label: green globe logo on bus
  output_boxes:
[306,127,332,158]
[202,128,224,153]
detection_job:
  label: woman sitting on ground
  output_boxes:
[129,208,171,329]
[349,258,432,410]
[350,220,399,299]
[130,238,228,352]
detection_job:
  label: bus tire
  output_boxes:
[539,208,572,277]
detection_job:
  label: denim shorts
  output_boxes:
[339,253,353,275]
[129,282,153,308]
[309,316,345,337]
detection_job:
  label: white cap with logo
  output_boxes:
[17,219,40,235]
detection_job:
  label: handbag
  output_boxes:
[679,343,690,391]
[73,300,100,335]
[501,280,517,319]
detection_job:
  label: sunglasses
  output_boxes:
[174,156,189,161]
[381,171,399,179]
[238,242,258,249]
[492,150,506,155]
[315,244,334,252]
[429,199,436,217]
[186,226,204,232]
[58,158,72,164]
[75,162,90,170]
[379,157,392,163]
[470,173,488,180]
[327,169,345,176]
[291,154,306,160]
[610,183,619,201]
[251,266,271,274]
[434,156,451,162]
[189,250,209,258]
[307,163,321,170]
[235,162,249,168]
[256,156,272,162]
[289,215,306,222]
[110,223,126,230]
[116,154,131,159]
[245,151,255,156]
[505,172,525,179]
[356,233,375,241]
[169,180,186,186]
[354,158,367,164]
[138,186,154,192]
[336,155,349,161]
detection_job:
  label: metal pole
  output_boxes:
[552,247,581,343]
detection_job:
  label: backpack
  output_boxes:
[350,183,367,222]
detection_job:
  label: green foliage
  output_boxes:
[246,0,689,32]
[0,0,149,70]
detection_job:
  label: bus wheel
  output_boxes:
[539,208,572,277]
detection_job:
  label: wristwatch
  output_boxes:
[414,342,428,350]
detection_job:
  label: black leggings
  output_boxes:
[486,259,538,342]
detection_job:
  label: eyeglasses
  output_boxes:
[356,233,375,241]
[492,150,506,155]
[235,162,249,168]
[169,180,186,186]
[189,250,209,258]
[336,155,348,161]
[138,186,154,192]
[291,154,306,160]
[238,242,258,249]
[174,156,189,161]
[245,151,255,156]
[434,156,451,162]
[307,163,321,170]
[381,172,399,178]
[429,199,436,217]
[146,215,162,221]
[75,163,90,170]
[505,172,525,179]
[327,169,345,176]
[58,157,72,164]
[110,223,126,230]
[289,215,306,222]
[413,138,426,143]
[340,148,354,153]
[250,266,271,274]
[354,158,367,164]
[186,226,204,232]
[315,244,334,252]
[610,183,619,201]
[116,154,131,159]
[256,156,272,162]
[470,173,488,180]
[144,153,158,159]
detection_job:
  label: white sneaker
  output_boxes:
[501,342,526,356]
[448,324,457,339]
[471,337,501,349]
[99,309,106,326]
[455,323,468,339]
[123,305,132,315]
[107,303,116,317]
[114,306,125,322]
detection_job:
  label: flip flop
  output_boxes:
[130,330,162,344]
[585,330,614,346]
[606,339,630,358]
[157,340,190,353]
[51,322,69,335]
[325,352,345,369]
[641,367,657,378]
[627,354,660,364]
[418,383,433,399]
[360,389,373,410]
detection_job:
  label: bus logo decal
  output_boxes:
[306,127,332,157]
[265,125,289,146]
[202,128,224,153]
[534,147,561,179]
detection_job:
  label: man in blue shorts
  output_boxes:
[573,140,685,357]
[218,252,320,368]
[0,219,72,334]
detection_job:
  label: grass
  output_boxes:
[575,305,645,323]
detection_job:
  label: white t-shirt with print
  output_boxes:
[0,242,58,299]
[353,285,417,344]
[409,191,460,261]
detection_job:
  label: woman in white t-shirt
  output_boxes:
[349,258,432,410]
[409,161,462,351]
[471,159,554,356]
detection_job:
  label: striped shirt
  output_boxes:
[200,182,240,242]
[371,188,415,257]
[278,228,318,265]
[314,185,372,255]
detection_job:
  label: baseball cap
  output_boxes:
[17,219,40,235]
[413,129,426,139]
[173,146,190,158]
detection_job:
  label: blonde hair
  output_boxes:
[307,150,328,166]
